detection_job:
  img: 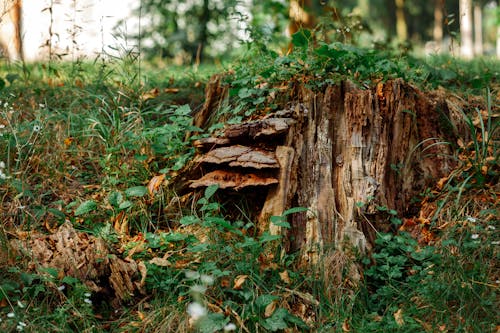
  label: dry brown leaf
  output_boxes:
[140,88,159,101]
[394,308,404,326]
[137,261,147,289]
[342,319,350,332]
[233,275,248,290]
[279,270,291,284]
[264,300,277,318]
[164,88,180,93]
[436,176,449,190]
[137,310,146,321]
[149,257,172,267]
[113,211,129,235]
[147,174,165,196]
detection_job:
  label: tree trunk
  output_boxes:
[433,0,444,46]
[0,0,23,61]
[189,78,458,267]
[459,0,474,58]
[395,0,408,41]
[473,3,483,56]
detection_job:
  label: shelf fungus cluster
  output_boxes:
[190,117,296,191]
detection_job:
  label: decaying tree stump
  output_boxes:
[9,223,143,306]
[188,77,459,265]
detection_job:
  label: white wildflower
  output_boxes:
[466,216,477,223]
[487,225,496,230]
[84,292,91,297]
[224,323,237,331]
[32,125,41,132]
[471,234,479,240]
[187,302,206,320]
[491,241,500,245]
[0,161,5,168]
[190,284,207,295]
[185,270,200,280]
[84,298,92,305]
[200,274,214,285]
[0,124,5,129]
[17,300,25,308]
[57,285,66,291]
[7,312,15,318]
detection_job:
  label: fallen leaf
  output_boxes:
[137,311,146,321]
[149,257,172,267]
[394,308,404,326]
[113,211,129,235]
[220,277,230,288]
[342,319,350,332]
[140,88,160,101]
[64,137,74,147]
[264,300,277,317]
[233,275,248,290]
[137,261,147,289]
[279,270,291,284]
[147,174,165,196]
[164,88,179,93]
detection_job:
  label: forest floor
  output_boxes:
[0,50,499,332]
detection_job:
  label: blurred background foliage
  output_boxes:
[126,0,499,63]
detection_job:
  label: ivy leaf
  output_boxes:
[291,29,312,48]
[74,200,97,216]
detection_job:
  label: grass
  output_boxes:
[0,46,499,332]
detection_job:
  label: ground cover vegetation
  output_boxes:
[0,3,499,333]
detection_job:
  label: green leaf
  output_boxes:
[265,308,289,331]
[196,313,228,333]
[125,186,148,198]
[74,200,97,216]
[204,184,218,200]
[291,29,311,48]
[259,232,282,243]
[108,191,123,208]
[180,215,200,226]
[61,276,80,285]
[6,73,19,84]
[270,216,291,228]
[119,201,133,210]
[256,294,280,308]
[282,207,308,216]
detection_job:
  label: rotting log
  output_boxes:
[187,77,459,267]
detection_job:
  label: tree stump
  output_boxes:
[189,77,459,266]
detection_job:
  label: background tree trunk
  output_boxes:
[433,0,444,46]
[473,3,483,56]
[459,0,474,58]
[0,0,23,60]
[395,0,408,42]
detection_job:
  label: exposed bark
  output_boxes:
[459,0,474,58]
[10,223,143,306]
[395,0,408,41]
[186,77,458,266]
[0,0,23,60]
[473,3,483,56]
[433,0,444,45]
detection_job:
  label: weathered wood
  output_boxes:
[10,223,141,305]
[186,78,458,266]
[190,170,278,190]
[198,145,279,169]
